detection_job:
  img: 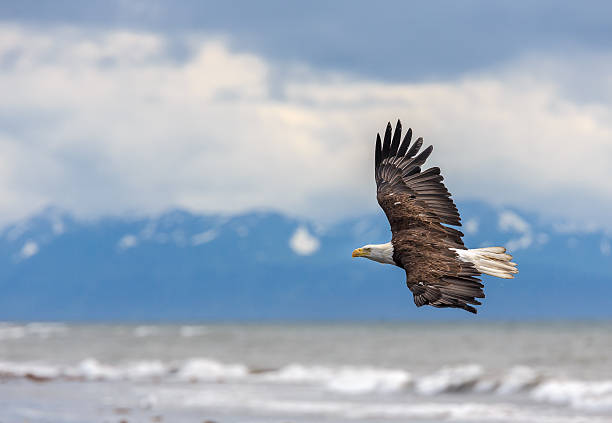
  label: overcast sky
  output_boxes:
[1,1,611,231]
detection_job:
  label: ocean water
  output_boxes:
[0,322,611,423]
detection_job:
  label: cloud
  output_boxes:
[19,240,39,259]
[1,25,612,231]
[191,229,218,246]
[498,211,533,251]
[601,239,611,256]
[51,219,65,235]
[118,234,138,250]
[505,236,533,252]
[497,210,550,252]
[289,227,320,256]
[499,211,530,234]
[5,2,612,82]
[463,218,479,235]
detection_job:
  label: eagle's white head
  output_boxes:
[351,242,395,264]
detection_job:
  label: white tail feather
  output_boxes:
[452,247,518,279]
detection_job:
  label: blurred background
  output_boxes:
[0,1,611,422]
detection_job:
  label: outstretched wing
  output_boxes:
[375,120,485,313]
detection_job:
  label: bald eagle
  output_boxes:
[352,121,518,313]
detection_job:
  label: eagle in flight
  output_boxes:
[352,121,518,313]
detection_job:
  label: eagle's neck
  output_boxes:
[367,242,395,265]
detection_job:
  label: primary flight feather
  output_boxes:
[352,120,518,314]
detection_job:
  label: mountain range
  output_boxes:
[1,201,610,320]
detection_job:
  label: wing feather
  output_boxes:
[405,136,423,158]
[397,127,413,157]
[382,122,392,158]
[403,167,421,178]
[375,134,382,169]
[389,120,402,156]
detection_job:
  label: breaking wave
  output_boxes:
[0,358,246,382]
[176,358,248,381]
[415,364,483,395]
[1,358,611,411]
[262,363,411,393]
[532,380,612,412]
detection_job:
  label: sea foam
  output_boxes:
[263,364,411,393]
[1,356,612,413]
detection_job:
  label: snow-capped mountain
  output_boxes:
[1,202,610,320]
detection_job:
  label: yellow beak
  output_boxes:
[352,248,365,258]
